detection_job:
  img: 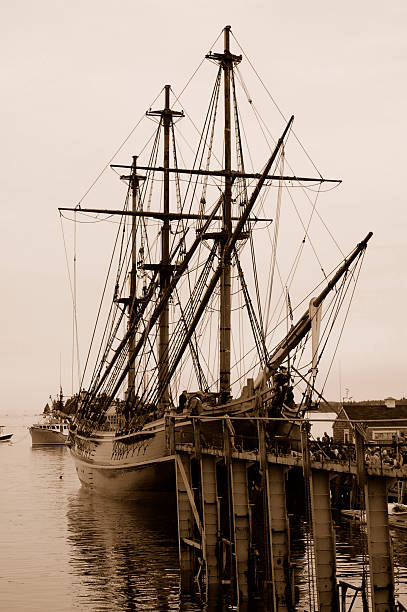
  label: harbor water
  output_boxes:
[1,413,407,611]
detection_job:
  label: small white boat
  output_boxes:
[29,414,70,446]
[341,509,366,523]
[388,503,407,530]
[0,425,13,443]
[342,505,407,530]
[389,502,407,516]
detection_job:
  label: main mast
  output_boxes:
[160,85,171,412]
[147,86,183,412]
[207,26,242,402]
[128,155,139,401]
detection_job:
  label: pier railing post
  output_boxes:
[193,418,202,460]
[165,413,175,454]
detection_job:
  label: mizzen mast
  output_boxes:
[207,25,242,402]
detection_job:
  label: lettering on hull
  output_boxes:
[74,437,97,460]
[112,435,153,461]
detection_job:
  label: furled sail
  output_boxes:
[309,299,322,378]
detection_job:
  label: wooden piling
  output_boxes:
[165,413,175,454]
[266,463,294,611]
[231,459,250,601]
[364,475,395,611]
[173,414,403,609]
[176,453,202,591]
[200,455,219,587]
[310,469,339,611]
[193,418,202,460]
[222,417,238,599]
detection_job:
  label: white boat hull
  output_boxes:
[29,426,68,446]
[342,507,407,531]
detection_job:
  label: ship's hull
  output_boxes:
[29,426,68,446]
[69,414,242,497]
[69,407,301,498]
[69,425,175,497]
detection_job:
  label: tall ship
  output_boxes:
[62,26,372,497]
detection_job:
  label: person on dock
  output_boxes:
[322,431,330,447]
[371,448,381,468]
[270,365,292,418]
[189,393,203,416]
[178,390,188,413]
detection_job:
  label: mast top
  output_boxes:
[207,24,241,65]
[146,85,184,119]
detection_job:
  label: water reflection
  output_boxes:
[66,494,407,611]
[4,425,407,611]
[291,513,407,610]
[67,490,188,611]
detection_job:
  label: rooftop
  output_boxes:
[339,403,407,425]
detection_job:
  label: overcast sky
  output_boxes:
[1,1,406,415]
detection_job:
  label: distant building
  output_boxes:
[333,398,407,444]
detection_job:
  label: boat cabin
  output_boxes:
[35,422,69,433]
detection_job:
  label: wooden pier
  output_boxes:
[164,413,407,611]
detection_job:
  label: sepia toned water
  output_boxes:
[1,414,407,611]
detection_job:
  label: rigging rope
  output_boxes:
[59,215,81,394]
[264,149,284,337]
[234,63,344,260]
[80,190,130,394]
[76,88,165,206]
[233,248,268,366]
[318,251,367,397]
[174,286,209,392]
[231,31,323,180]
